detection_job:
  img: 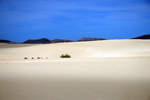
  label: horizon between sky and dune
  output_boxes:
[0,34,150,43]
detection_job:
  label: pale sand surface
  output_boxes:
[0,40,150,61]
[0,40,150,100]
[0,43,35,48]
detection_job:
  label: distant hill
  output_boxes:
[51,39,73,43]
[23,37,105,44]
[0,40,14,43]
[23,38,73,44]
[132,34,150,39]
[77,37,105,42]
[24,38,51,44]
[0,37,106,44]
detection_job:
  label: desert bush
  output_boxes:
[31,57,34,59]
[60,54,71,58]
[24,57,28,59]
[37,57,40,59]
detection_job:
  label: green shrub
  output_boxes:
[60,54,71,58]
[31,57,34,59]
[24,57,28,59]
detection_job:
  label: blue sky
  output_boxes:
[0,0,150,42]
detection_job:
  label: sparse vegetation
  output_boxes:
[37,57,40,59]
[24,57,28,59]
[24,56,49,60]
[60,54,71,58]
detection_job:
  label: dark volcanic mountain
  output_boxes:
[24,38,51,44]
[23,38,73,44]
[77,37,105,42]
[51,39,73,43]
[0,40,13,43]
[132,34,150,39]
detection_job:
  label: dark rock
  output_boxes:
[24,38,51,44]
[0,40,14,43]
[77,37,105,42]
[51,39,73,43]
[24,38,73,44]
[132,34,150,39]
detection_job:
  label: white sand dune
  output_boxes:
[0,40,150,61]
[0,40,150,100]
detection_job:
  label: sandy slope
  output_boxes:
[0,40,150,100]
[0,40,150,61]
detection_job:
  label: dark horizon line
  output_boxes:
[0,34,150,43]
